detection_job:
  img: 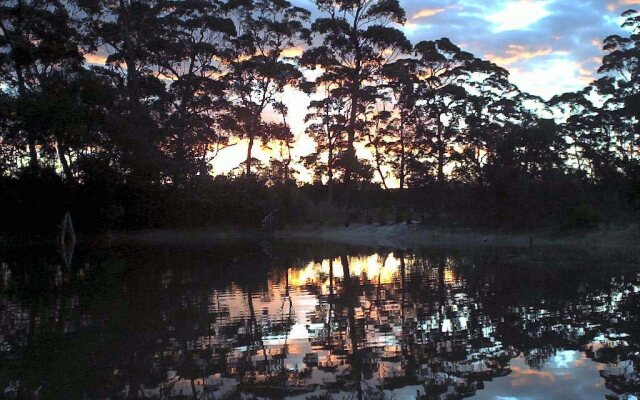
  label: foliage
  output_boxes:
[0,3,639,233]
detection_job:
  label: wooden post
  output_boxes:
[59,212,76,269]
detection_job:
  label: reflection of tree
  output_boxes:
[341,254,364,400]
[2,246,640,399]
[399,252,418,383]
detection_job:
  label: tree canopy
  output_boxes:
[1,1,638,231]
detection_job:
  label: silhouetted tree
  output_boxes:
[152,0,236,183]
[303,82,349,203]
[411,39,508,185]
[380,59,420,191]
[224,0,310,176]
[75,0,167,181]
[301,0,410,191]
[0,0,84,169]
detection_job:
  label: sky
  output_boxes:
[211,0,639,177]
[392,0,637,98]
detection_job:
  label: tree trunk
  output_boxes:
[119,0,157,182]
[327,149,334,205]
[57,142,74,182]
[341,254,363,400]
[246,134,255,176]
[345,91,358,187]
[11,3,39,169]
[27,137,38,168]
[437,122,445,184]
[15,66,38,168]
[344,25,362,189]
[399,114,406,191]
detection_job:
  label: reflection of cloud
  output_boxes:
[552,350,578,368]
[510,365,557,386]
[84,53,107,65]
[573,358,591,368]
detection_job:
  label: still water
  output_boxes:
[0,241,639,399]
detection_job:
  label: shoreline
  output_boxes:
[274,223,640,259]
[2,223,638,261]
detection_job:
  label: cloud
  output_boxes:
[396,0,632,98]
[485,0,552,32]
[607,0,640,11]
[486,44,554,66]
[411,8,447,20]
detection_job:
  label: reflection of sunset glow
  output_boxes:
[444,267,457,284]
[511,365,557,386]
[288,261,321,287]
[345,254,401,284]
[6,248,639,400]
[287,253,404,290]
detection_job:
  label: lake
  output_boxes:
[0,240,639,399]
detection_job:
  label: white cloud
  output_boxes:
[486,1,553,32]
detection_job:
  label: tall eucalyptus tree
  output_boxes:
[0,0,84,170]
[74,0,167,181]
[411,38,508,185]
[224,0,311,177]
[301,0,410,190]
[153,0,236,182]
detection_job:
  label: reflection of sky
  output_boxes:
[475,351,607,400]
[186,252,640,400]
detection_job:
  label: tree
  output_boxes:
[224,0,310,177]
[551,84,629,181]
[301,0,410,191]
[152,0,236,183]
[599,9,639,132]
[0,0,84,169]
[76,0,168,181]
[453,71,519,185]
[486,92,565,179]
[411,38,508,185]
[379,58,420,191]
[596,10,639,176]
[18,69,113,182]
[303,82,349,203]
[262,102,298,185]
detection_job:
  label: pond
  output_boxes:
[0,240,639,399]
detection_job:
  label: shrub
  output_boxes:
[566,203,602,229]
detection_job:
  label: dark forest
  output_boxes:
[1,0,639,234]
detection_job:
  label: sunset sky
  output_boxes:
[81,0,639,177]
[210,0,639,177]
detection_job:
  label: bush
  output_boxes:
[377,208,388,225]
[566,203,602,229]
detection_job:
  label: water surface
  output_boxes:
[0,241,639,399]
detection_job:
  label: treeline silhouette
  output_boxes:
[0,1,638,233]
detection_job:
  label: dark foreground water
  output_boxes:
[0,241,639,400]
